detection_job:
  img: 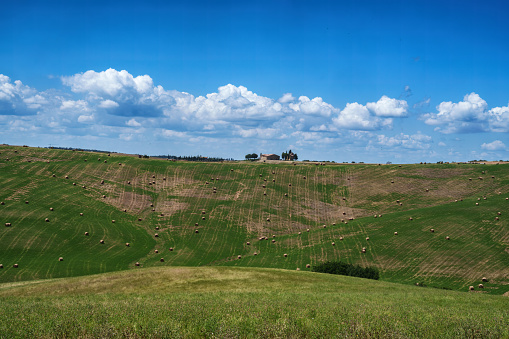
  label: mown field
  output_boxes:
[0,145,508,294]
[0,266,507,338]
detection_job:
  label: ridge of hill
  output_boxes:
[0,145,508,294]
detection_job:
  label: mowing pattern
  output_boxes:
[0,146,508,294]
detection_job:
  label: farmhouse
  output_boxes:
[260,154,280,161]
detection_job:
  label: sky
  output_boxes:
[1,0,508,163]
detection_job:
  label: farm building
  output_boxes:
[260,154,280,161]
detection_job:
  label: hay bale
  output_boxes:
[264,178,267,182]
[289,183,292,186]
[73,183,76,186]
[272,235,276,238]
[125,243,130,247]
[25,201,29,204]
[361,247,366,253]
[104,160,107,163]
[254,252,258,255]
[263,192,267,195]
[202,211,206,214]
[138,218,142,221]
[195,230,199,233]
[246,242,251,245]
[50,207,54,211]
[296,268,300,271]
[394,232,398,235]
[101,180,104,184]
[84,232,89,236]
[284,253,288,257]
[202,217,205,220]
[100,239,104,244]
[378,215,382,218]
[112,220,115,223]
[366,237,369,241]
[65,175,69,179]
[0,264,3,268]
[0,202,4,205]
[13,264,18,268]
[482,277,488,282]
[127,181,131,184]
[262,185,266,188]
[306,264,311,268]
[135,262,140,266]
[497,212,501,215]
[323,225,327,228]
[476,203,479,206]
[80,213,83,216]
[123,209,127,212]
[103,195,107,199]
[469,286,474,291]
[430,229,434,233]
[303,176,306,179]
[284,193,288,197]
[266,218,270,222]
[306,229,310,232]
[374,215,377,218]
[272,239,276,243]
[82,185,86,189]
[495,217,499,221]
[59,257,63,261]
[45,218,49,222]
[160,258,165,262]
[169,247,173,251]
[445,236,450,240]
[332,242,335,246]
[154,233,159,237]
[272,179,275,182]
[52,174,56,177]
[478,283,484,288]
[195,222,199,226]
[409,217,413,221]
[339,236,343,240]
[426,189,429,192]
[298,231,301,235]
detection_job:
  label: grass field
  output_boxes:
[0,266,507,338]
[0,145,508,295]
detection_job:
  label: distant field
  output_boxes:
[0,145,508,294]
[0,266,507,338]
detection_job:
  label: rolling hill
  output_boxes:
[0,145,508,294]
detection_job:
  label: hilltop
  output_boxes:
[0,145,508,294]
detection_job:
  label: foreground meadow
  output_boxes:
[0,266,507,338]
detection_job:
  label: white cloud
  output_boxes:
[375,133,432,150]
[366,96,408,117]
[278,93,295,103]
[288,96,338,117]
[438,141,446,147]
[126,118,141,127]
[333,102,390,130]
[421,93,509,133]
[77,115,94,123]
[481,140,506,151]
[161,129,187,138]
[99,99,119,108]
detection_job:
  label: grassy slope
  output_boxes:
[0,266,507,338]
[0,145,508,295]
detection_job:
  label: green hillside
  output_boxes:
[0,266,507,338]
[0,145,508,294]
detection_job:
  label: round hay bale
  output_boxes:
[125,243,130,247]
[84,232,89,236]
[101,180,104,184]
[103,195,106,199]
[469,286,474,291]
[284,193,288,197]
[135,262,140,266]
[298,231,301,235]
[123,209,127,212]
[378,215,382,218]
[25,201,29,204]
[391,180,394,184]
[497,212,501,215]
[65,175,69,179]
[80,213,83,216]
[52,174,56,177]
[446,236,450,240]
[82,185,86,189]
[426,188,429,192]
[202,217,205,220]
[483,197,487,200]
[259,174,263,177]
[4,222,11,227]
[138,218,142,221]
[59,257,63,261]
[45,218,49,222]
[342,212,346,215]
[13,264,18,268]
[332,242,335,246]
[366,237,369,241]
[160,213,164,217]
[154,233,159,237]
[478,283,484,289]
[246,241,251,245]
[155,226,159,230]
[262,185,266,188]
[0,264,3,268]
[475,203,479,206]
[266,218,270,222]
[303,176,306,179]
[112,220,115,223]
[0,202,4,205]
[195,230,199,233]
[263,192,267,195]
[254,252,258,255]
[169,247,174,251]
[296,268,300,271]
[361,247,366,253]
[272,179,275,182]
[430,228,434,233]
[98,158,101,161]
[202,211,206,214]
[160,258,164,262]
[271,239,276,243]
[339,236,343,240]
[104,160,107,163]
[216,178,219,181]
[323,225,327,228]
[152,208,156,212]
[394,232,398,235]
[374,215,377,218]
[492,176,495,179]
[100,239,104,244]
[482,277,488,282]
[333,222,336,225]
[73,182,76,186]
[264,178,267,182]
[306,264,311,268]
[127,181,131,184]
[284,253,288,257]
[152,175,156,179]
[506,197,509,200]
[409,217,413,221]
[289,183,292,187]
[195,223,199,227]
[50,207,54,211]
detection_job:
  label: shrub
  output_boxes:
[312,261,380,280]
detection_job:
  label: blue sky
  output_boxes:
[1,0,508,162]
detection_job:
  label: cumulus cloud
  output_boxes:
[481,140,506,151]
[333,102,391,130]
[126,118,141,127]
[366,96,408,117]
[421,93,509,133]
[0,75,40,116]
